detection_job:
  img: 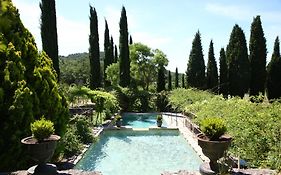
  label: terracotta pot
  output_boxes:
[21,135,60,164]
[197,133,232,172]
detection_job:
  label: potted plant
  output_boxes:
[197,117,232,174]
[156,115,163,127]
[21,117,60,175]
[115,115,122,127]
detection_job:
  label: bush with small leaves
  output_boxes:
[31,118,55,142]
[200,117,227,141]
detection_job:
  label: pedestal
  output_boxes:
[27,163,57,175]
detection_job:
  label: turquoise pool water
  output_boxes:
[122,113,167,128]
[75,130,202,175]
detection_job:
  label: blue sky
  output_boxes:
[13,0,281,73]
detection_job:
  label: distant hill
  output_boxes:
[59,52,104,61]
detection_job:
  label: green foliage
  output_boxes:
[155,91,170,112]
[175,68,179,88]
[89,6,102,89]
[104,20,111,87]
[119,6,130,87]
[157,115,163,121]
[249,16,267,96]
[73,115,94,144]
[219,48,228,96]
[168,70,172,90]
[61,126,82,157]
[199,117,227,140]
[157,66,166,92]
[266,36,281,100]
[181,74,185,88]
[31,117,55,142]
[226,24,250,97]
[106,62,119,86]
[206,40,218,92]
[187,31,205,89]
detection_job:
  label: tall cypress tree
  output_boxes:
[187,31,205,89]
[110,36,114,64]
[219,48,228,96]
[129,35,133,45]
[206,40,218,92]
[89,6,101,89]
[114,44,118,63]
[182,74,185,88]
[40,0,59,80]
[157,66,166,92]
[226,24,250,97]
[168,70,172,90]
[104,19,111,87]
[119,6,130,87]
[249,16,267,96]
[175,67,179,88]
[266,37,281,100]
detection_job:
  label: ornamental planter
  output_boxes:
[157,120,162,127]
[116,119,122,127]
[197,133,232,174]
[21,134,60,175]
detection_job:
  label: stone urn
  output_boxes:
[21,134,60,175]
[197,133,232,174]
[157,120,162,127]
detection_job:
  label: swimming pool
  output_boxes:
[75,129,202,175]
[122,113,167,128]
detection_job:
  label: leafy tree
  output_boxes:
[266,37,281,100]
[219,48,228,96]
[168,70,172,90]
[106,62,120,86]
[119,6,130,87]
[206,40,218,92]
[226,24,250,97]
[0,0,68,170]
[89,6,101,89]
[187,31,205,89]
[104,20,111,87]
[182,74,185,88]
[114,44,118,63]
[40,0,59,80]
[175,67,179,88]
[157,66,166,92]
[249,16,267,96]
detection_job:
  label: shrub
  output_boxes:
[31,118,55,142]
[157,115,163,121]
[61,126,82,157]
[74,116,93,144]
[199,117,227,140]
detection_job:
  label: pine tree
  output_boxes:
[266,37,281,100]
[206,40,218,92]
[175,67,179,88]
[187,31,205,89]
[40,0,60,80]
[89,6,101,89]
[249,16,267,96]
[104,19,111,87]
[226,24,250,97]
[168,70,172,90]
[157,66,166,92]
[182,74,185,88]
[114,44,118,63]
[119,6,130,87]
[219,48,228,96]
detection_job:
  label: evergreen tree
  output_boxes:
[114,44,118,63]
[89,6,101,89]
[0,1,68,170]
[40,0,60,80]
[206,40,218,92]
[249,16,267,96]
[104,20,111,87]
[168,70,172,90]
[130,35,133,45]
[157,66,166,92]
[175,67,179,88]
[226,24,250,97]
[186,31,205,89]
[266,37,281,100]
[110,36,114,64]
[182,74,185,88]
[219,48,228,96]
[119,6,130,87]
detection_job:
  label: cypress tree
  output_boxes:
[175,67,179,88]
[249,16,267,96]
[206,40,218,92]
[104,19,110,87]
[187,31,205,89]
[110,36,114,64]
[114,44,118,63]
[129,35,133,45]
[266,37,281,100]
[89,6,101,89]
[119,6,130,87]
[226,24,250,97]
[40,0,60,80]
[168,70,172,90]
[219,48,228,96]
[157,66,166,92]
[182,74,185,88]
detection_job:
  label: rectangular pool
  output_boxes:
[122,113,167,128]
[75,129,202,175]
